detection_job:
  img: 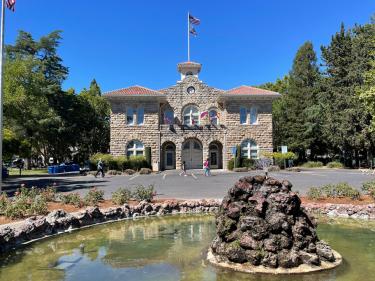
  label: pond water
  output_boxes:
[0,215,374,281]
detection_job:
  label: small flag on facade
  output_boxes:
[164,116,172,125]
[190,27,198,36]
[6,0,16,11]
[200,111,208,119]
[189,14,200,25]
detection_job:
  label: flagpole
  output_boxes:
[0,0,5,192]
[187,11,190,61]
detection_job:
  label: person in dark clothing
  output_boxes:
[181,161,187,176]
[95,159,105,178]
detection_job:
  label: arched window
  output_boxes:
[209,109,219,125]
[183,105,199,125]
[126,140,144,157]
[241,139,258,159]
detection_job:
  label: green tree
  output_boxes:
[321,23,374,166]
[75,79,110,162]
[260,42,322,161]
[259,76,289,149]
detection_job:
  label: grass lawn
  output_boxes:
[8,168,48,176]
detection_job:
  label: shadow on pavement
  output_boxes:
[2,176,108,196]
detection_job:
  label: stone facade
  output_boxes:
[105,62,279,171]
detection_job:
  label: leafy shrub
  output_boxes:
[326,161,344,168]
[272,152,297,168]
[0,193,9,215]
[112,187,132,205]
[362,180,375,200]
[307,187,323,200]
[4,188,49,219]
[89,153,114,170]
[335,183,360,199]
[321,184,336,198]
[139,168,152,174]
[127,156,149,171]
[90,153,149,171]
[227,158,234,170]
[242,158,256,169]
[132,185,156,202]
[5,201,26,219]
[15,186,39,199]
[59,193,83,208]
[307,183,360,200]
[302,161,324,168]
[84,188,104,205]
[40,186,57,202]
[28,196,48,216]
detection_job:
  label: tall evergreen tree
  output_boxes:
[321,23,373,165]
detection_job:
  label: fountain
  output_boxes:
[207,175,342,274]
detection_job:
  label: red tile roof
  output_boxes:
[225,85,280,96]
[104,85,165,97]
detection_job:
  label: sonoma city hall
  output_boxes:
[105,61,280,171]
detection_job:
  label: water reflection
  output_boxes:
[0,215,374,281]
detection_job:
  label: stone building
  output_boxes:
[105,61,280,171]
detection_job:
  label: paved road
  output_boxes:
[3,169,374,199]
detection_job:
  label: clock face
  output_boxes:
[187,86,195,94]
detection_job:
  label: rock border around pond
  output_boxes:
[0,199,220,254]
[1,198,375,255]
[207,248,342,274]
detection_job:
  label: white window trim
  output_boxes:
[240,106,259,125]
[250,106,258,125]
[183,105,200,126]
[127,140,144,156]
[126,106,145,126]
[241,140,259,159]
[240,107,248,125]
[126,107,135,126]
[137,107,144,126]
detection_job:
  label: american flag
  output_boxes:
[190,27,197,36]
[164,116,172,124]
[200,111,208,119]
[6,0,16,11]
[189,14,200,25]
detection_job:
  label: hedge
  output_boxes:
[89,153,149,171]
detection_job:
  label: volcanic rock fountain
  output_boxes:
[207,175,342,274]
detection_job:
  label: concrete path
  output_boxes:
[3,168,374,200]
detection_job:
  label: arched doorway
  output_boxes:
[162,142,176,170]
[209,141,223,169]
[182,139,203,169]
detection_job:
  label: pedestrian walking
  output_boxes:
[181,161,187,176]
[95,159,105,178]
[203,158,211,176]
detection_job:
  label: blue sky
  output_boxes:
[4,0,375,92]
